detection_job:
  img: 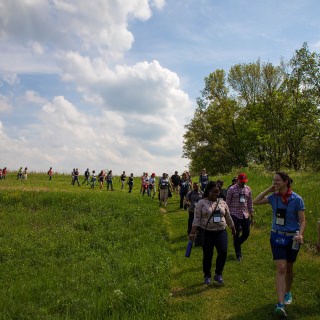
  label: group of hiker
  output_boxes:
[186,171,305,319]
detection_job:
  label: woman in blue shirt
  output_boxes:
[253,172,306,318]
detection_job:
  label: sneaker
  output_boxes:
[274,303,287,318]
[236,255,242,262]
[284,292,292,305]
[204,276,211,285]
[213,274,224,285]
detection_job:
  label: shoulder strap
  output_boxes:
[204,199,220,230]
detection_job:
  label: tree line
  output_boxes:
[183,43,320,174]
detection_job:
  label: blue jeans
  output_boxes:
[202,229,228,277]
[232,215,251,258]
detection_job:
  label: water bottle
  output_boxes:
[292,231,300,250]
[185,240,193,257]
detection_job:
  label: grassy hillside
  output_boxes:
[0,170,319,319]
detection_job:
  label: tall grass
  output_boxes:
[0,171,319,319]
[0,173,171,319]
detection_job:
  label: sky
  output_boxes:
[0,0,320,176]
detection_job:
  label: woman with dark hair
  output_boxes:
[253,172,306,318]
[189,181,236,285]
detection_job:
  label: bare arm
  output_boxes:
[297,210,306,243]
[253,185,275,205]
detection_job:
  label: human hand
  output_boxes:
[189,233,196,241]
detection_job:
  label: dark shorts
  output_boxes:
[270,237,300,262]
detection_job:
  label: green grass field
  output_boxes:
[0,170,319,320]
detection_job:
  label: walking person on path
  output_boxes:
[185,182,203,235]
[106,170,114,191]
[120,171,126,190]
[199,168,209,191]
[158,173,171,207]
[82,168,90,185]
[48,167,53,181]
[2,167,7,180]
[253,172,306,318]
[179,172,190,209]
[226,173,254,262]
[90,170,96,189]
[73,168,80,186]
[128,173,134,193]
[189,181,236,285]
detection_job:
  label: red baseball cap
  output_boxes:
[237,173,248,183]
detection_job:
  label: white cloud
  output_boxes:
[0,94,12,112]
[0,0,193,174]
[25,90,47,104]
[30,41,44,54]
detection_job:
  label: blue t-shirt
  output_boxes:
[267,191,305,232]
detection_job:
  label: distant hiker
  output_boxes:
[73,168,80,186]
[142,172,149,196]
[226,173,254,262]
[120,171,126,189]
[140,172,145,194]
[17,167,23,180]
[185,182,203,235]
[253,172,306,318]
[158,173,171,207]
[2,167,7,180]
[82,168,90,185]
[148,173,156,198]
[23,167,28,180]
[171,171,181,195]
[199,168,209,191]
[227,177,238,191]
[71,168,75,185]
[189,181,236,286]
[98,170,105,190]
[217,180,227,201]
[90,170,96,189]
[179,172,190,209]
[128,173,134,193]
[106,170,114,191]
[48,167,53,181]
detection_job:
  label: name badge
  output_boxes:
[276,208,286,226]
[239,194,245,203]
[213,209,221,223]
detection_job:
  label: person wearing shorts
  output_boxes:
[253,171,306,318]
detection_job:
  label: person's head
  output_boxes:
[130,173,133,177]
[151,173,155,177]
[273,172,292,192]
[123,171,125,174]
[237,173,248,186]
[204,181,220,201]
[175,171,178,174]
[216,180,224,189]
[232,177,237,185]
[182,172,187,179]
[92,170,95,173]
[193,182,199,191]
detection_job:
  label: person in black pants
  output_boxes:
[179,172,190,209]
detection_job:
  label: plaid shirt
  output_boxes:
[226,183,254,219]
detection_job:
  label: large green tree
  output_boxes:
[183,44,320,173]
